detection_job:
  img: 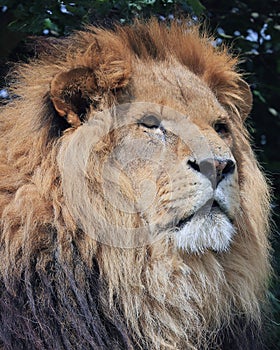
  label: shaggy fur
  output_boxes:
[0,19,270,349]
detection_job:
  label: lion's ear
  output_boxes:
[237,79,253,120]
[50,67,96,127]
[50,37,131,127]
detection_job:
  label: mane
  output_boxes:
[74,19,250,119]
[0,19,271,349]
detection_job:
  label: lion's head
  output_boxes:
[0,20,270,349]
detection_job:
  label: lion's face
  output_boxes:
[58,60,240,253]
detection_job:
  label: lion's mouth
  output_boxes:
[176,214,194,230]
[175,200,226,230]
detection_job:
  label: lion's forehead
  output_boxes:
[131,60,227,124]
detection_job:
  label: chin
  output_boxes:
[174,208,235,254]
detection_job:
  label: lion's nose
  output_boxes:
[187,158,235,187]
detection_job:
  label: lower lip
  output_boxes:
[176,214,194,230]
[175,201,224,229]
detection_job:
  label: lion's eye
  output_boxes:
[138,114,161,129]
[214,122,229,136]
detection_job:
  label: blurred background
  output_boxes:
[0,0,279,347]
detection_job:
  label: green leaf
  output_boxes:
[253,90,266,103]
[186,0,205,16]
[268,108,278,117]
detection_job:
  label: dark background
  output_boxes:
[0,0,279,347]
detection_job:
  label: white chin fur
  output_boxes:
[175,211,235,253]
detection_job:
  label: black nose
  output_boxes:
[187,158,235,187]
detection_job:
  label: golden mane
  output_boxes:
[0,19,270,349]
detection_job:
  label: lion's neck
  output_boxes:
[97,241,234,349]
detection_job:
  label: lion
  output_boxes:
[0,19,271,349]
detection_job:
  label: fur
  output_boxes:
[0,19,270,349]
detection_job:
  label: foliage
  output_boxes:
[0,0,279,347]
[0,0,205,35]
